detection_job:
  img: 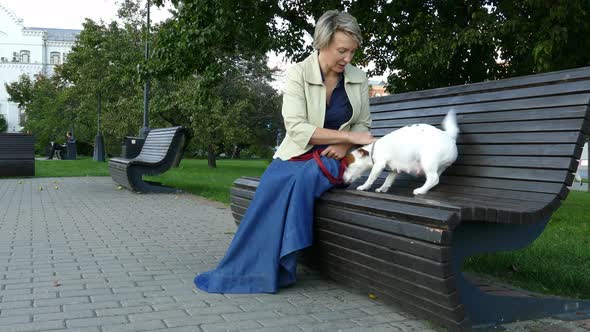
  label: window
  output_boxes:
[62,52,68,63]
[50,52,60,65]
[20,50,30,63]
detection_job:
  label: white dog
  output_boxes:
[343,110,459,195]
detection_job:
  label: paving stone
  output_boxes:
[0,320,66,332]
[0,177,586,332]
[200,320,263,332]
[66,315,128,328]
[34,309,94,322]
[164,314,225,327]
[101,320,167,332]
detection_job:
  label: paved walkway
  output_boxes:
[0,177,588,332]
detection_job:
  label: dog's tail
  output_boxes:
[442,110,459,141]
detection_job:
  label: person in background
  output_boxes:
[46,131,73,160]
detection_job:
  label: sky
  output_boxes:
[1,0,172,30]
[0,0,383,87]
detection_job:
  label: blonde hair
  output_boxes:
[313,10,362,50]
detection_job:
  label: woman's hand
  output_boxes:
[347,131,375,145]
[321,143,352,160]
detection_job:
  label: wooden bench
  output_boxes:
[109,126,185,193]
[229,66,590,331]
[0,133,35,177]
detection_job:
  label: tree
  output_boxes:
[60,16,147,155]
[151,0,590,94]
[148,1,285,166]
[6,73,72,153]
[0,114,7,133]
[496,0,590,76]
[150,54,282,166]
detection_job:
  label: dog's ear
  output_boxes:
[358,148,369,157]
[345,154,355,164]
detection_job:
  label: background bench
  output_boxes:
[230,66,590,331]
[109,126,185,193]
[0,133,35,177]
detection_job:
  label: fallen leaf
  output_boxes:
[368,293,377,300]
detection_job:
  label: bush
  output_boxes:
[0,114,7,133]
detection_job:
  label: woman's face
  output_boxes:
[319,31,358,75]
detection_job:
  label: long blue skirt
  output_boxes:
[194,154,341,293]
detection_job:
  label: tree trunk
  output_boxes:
[208,143,217,168]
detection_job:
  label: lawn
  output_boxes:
[463,191,590,300]
[35,157,110,177]
[32,157,590,299]
[35,157,269,203]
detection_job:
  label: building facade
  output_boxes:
[368,79,388,97]
[0,4,79,132]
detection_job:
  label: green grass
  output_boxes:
[35,158,269,203]
[464,191,590,299]
[32,158,590,299]
[145,159,268,203]
[35,157,110,177]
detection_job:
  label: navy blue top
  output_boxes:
[323,74,353,130]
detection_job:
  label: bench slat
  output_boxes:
[457,143,582,157]
[372,66,590,104]
[457,131,584,145]
[317,259,467,330]
[317,242,464,319]
[374,119,588,135]
[230,194,453,244]
[372,106,590,129]
[316,218,451,262]
[371,95,590,120]
[318,229,452,278]
[444,165,572,183]
[455,155,577,171]
[371,80,590,112]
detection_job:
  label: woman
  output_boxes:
[46,131,73,160]
[195,10,374,294]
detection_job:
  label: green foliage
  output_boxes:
[0,114,7,133]
[150,0,276,79]
[60,17,146,154]
[6,73,72,153]
[150,54,282,163]
[151,0,590,93]
[496,0,590,76]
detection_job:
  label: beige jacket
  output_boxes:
[273,51,372,160]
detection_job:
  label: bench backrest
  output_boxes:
[369,66,590,203]
[135,127,184,164]
[0,133,35,160]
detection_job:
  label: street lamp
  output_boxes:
[93,91,105,161]
[139,0,151,138]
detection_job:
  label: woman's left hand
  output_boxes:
[321,143,353,160]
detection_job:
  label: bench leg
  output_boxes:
[128,170,182,193]
[452,219,590,328]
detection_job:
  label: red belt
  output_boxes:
[289,149,349,185]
